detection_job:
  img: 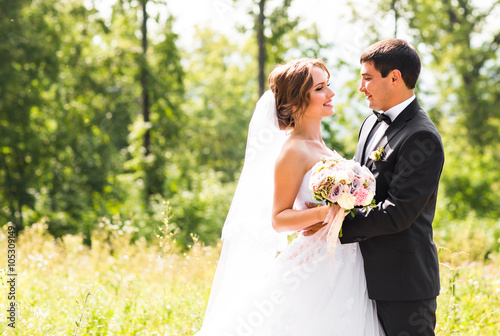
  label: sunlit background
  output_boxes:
[1,0,499,334]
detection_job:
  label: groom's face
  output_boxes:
[359,61,394,112]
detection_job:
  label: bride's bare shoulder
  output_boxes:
[274,138,309,173]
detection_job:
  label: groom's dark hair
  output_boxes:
[360,39,421,89]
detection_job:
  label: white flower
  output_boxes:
[369,146,384,161]
[361,190,374,206]
[351,163,363,177]
[337,193,356,210]
[335,171,353,184]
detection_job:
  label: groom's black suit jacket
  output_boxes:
[340,98,444,301]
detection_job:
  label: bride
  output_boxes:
[196,58,384,335]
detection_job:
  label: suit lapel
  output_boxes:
[363,98,421,166]
[356,115,377,163]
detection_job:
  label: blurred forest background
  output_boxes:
[1,0,499,249]
[1,0,500,334]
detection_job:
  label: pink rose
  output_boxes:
[354,188,374,206]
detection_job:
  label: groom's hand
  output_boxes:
[305,201,321,209]
[301,221,326,236]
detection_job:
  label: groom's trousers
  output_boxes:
[376,298,437,336]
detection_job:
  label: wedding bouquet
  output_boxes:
[310,156,375,209]
[309,155,376,260]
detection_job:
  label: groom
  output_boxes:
[307,39,444,335]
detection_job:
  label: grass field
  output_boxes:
[0,218,499,335]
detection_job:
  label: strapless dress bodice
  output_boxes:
[293,168,324,210]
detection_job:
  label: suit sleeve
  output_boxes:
[340,129,444,243]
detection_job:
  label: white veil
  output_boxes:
[198,90,289,332]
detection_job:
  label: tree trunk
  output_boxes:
[257,0,266,97]
[141,0,152,198]
[141,0,150,156]
[392,0,398,37]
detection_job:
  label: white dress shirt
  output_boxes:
[364,95,416,160]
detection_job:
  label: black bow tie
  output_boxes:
[373,111,392,125]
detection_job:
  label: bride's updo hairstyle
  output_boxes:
[268,58,330,130]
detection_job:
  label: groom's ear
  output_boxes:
[390,69,403,85]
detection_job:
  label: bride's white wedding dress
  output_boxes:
[197,168,384,336]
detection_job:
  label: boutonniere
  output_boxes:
[369,146,384,161]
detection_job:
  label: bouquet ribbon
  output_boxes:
[324,206,348,262]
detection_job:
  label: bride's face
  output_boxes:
[304,67,335,119]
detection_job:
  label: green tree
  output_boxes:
[143,14,185,198]
[385,0,500,219]
[0,0,60,231]
[388,0,500,145]
[113,0,185,206]
[346,0,500,219]
[166,28,256,245]
[32,0,133,238]
[236,0,330,95]
[0,0,186,240]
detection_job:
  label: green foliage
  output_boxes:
[238,0,331,66]
[180,28,257,180]
[145,15,185,196]
[0,0,188,242]
[167,168,236,246]
[344,0,500,222]
[1,0,498,252]
[0,0,60,230]
[390,0,500,147]
[393,0,500,220]
[162,28,258,246]
[0,1,497,333]
[436,127,500,220]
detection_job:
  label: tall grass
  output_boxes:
[0,217,499,335]
[0,218,218,335]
